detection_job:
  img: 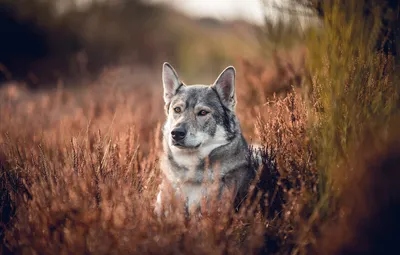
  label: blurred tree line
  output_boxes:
[0,0,261,88]
[0,0,166,86]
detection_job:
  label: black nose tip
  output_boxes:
[171,127,186,141]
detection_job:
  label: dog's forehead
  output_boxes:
[173,85,218,106]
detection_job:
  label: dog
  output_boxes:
[155,62,257,216]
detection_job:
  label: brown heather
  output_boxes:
[1,52,399,254]
[1,50,399,254]
[0,62,319,255]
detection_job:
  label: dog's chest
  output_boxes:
[180,183,206,209]
[172,152,200,171]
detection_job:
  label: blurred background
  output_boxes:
[0,0,266,87]
[0,0,396,88]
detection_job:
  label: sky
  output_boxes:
[74,0,301,25]
[148,0,267,25]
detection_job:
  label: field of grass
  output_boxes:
[0,61,312,254]
[1,0,399,254]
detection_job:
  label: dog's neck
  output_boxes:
[161,132,248,185]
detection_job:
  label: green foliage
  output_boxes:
[304,0,399,200]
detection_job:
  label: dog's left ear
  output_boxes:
[212,66,236,110]
[162,62,182,105]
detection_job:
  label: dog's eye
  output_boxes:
[198,110,209,116]
[174,107,182,113]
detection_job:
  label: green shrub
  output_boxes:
[304,0,399,207]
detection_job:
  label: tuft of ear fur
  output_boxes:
[162,62,182,105]
[211,66,236,110]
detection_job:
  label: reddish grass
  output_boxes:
[1,59,398,254]
[0,61,320,255]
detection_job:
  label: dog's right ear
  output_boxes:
[162,62,182,105]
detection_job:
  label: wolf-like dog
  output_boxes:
[155,62,256,215]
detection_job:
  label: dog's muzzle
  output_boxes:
[171,127,201,149]
[171,127,186,142]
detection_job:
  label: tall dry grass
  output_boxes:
[0,55,398,255]
[0,62,318,254]
[304,0,399,216]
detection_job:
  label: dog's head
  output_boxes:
[162,62,239,154]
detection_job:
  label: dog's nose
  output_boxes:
[171,127,186,141]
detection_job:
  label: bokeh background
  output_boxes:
[0,0,266,86]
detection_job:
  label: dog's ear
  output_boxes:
[212,66,236,110]
[162,62,182,105]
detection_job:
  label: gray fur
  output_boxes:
[155,62,255,215]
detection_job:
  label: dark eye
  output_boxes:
[174,107,182,113]
[198,110,209,116]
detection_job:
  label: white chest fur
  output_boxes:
[155,182,212,215]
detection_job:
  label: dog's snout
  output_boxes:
[171,127,186,141]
